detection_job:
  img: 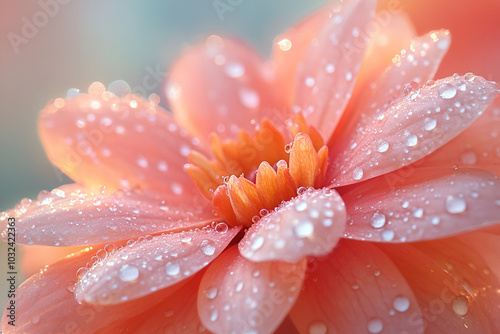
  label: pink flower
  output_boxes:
[2,0,500,333]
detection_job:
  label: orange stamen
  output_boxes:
[185,114,328,227]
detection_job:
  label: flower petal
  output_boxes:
[96,271,207,333]
[327,74,499,186]
[271,2,332,105]
[197,246,306,334]
[413,237,500,331]
[421,97,500,176]
[1,184,214,246]
[381,242,497,333]
[459,232,500,281]
[342,168,500,242]
[239,187,346,263]
[290,239,423,334]
[293,0,376,139]
[0,247,175,334]
[166,36,284,141]
[75,225,240,305]
[39,90,205,203]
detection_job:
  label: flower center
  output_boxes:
[185,114,328,227]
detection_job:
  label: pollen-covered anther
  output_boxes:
[186,116,328,227]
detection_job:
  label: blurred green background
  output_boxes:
[0,0,328,315]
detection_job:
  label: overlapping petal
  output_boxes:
[1,184,215,246]
[197,246,306,334]
[293,0,377,139]
[327,74,499,186]
[342,168,500,242]
[75,226,240,305]
[39,91,206,204]
[167,37,284,141]
[290,239,423,334]
[239,188,346,263]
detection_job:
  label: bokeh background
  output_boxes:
[1,0,500,323]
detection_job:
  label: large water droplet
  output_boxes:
[251,235,264,250]
[206,287,218,300]
[367,318,383,333]
[294,220,314,238]
[401,81,420,100]
[370,213,386,229]
[201,240,216,256]
[381,230,395,241]
[210,309,218,322]
[438,83,457,99]
[165,262,180,276]
[424,118,437,131]
[377,141,389,153]
[452,296,469,316]
[119,264,139,282]
[353,167,363,180]
[406,135,418,147]
[393,295,410,312]
[446,196,467,214]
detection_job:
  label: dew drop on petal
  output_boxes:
[238,88,260,109]
[424,118,437,131]
[446,196,467,214]
[377,141,389,153]
[401,81,420,100]
[393,296,410,312]
[370,213,386,229]
[367,318,383,333]
[294,220,314,238]
[119,264,139,282]
[206,287,218,300]
[308,321,327,334]
[250,235,264,250]
[66,88,80,98]
[406,135,418,147]
[215,222,229,233]
[381,230,395,241]
[210,310,218,322]
[165,262,180,276]
[353,167,363,180]
[201,240,216,256]
[452,296,469,316]
[438,83,457,99]
[305,76,316,87]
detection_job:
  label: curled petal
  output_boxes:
[290,239,423,334]
[166,37,284,141]
[328,74,499,186]
[1,184,214,246]
[75,226,240,305]
[342,168,500,242]
[239,187,346,263]
[198,246,306,334]
[294,0,376,139]
[39,91,205,204]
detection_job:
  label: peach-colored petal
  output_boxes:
[0,247,177,334]
[345,30,450,127]
[1,184,214,246]
[293,0,376,139]
[21,245,82,277]
[421,97,500,176]
[166,37,284,141]
[239,187,346,263]
[75,225,240,305]
[413,237,500,331]
[290,239,423,334]
[459,232,500,281]
[39,91,205,204]
[342,168,500,242]
[270,2,332,105]
[327,74,499,186]
[197,246,306,334]
[381,242,497,332]
[96,271,208,333]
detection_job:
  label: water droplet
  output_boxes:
[225,62,245,78]
[353,167,363,180]
[305,76,315,87]
[210,309,218,322]
[259,209,269,217]
[413,208,424,218]
[239,88,260,109]
[325,64,335,73]
[401,81,420,100]
[76,267,88,280]
[367,318,383,333]
[345,72,353,81]
[424,118,437,131]
[284,143,293,153]
[31,315,40,324]
[108,80,131,97]
[294,221,314,238]
[165,262,180,276]
[393,296,410,312]
[250,236,264,250]
[377,141,389,153]
[119,264,139,282]
[274,238,286,249]
[438,83,457,99]
[370,213,386,228]
[406,135,418,147]
[308,321,327,334]
[452,296,468,316]
[235,281,244,292]
[457,80,467,91]
[66,88,80,98]
[295,200,308,212]
[431,216,441,225]
[215,222,229,233]
[201,240,216,256]
[381,230,395,241]
[206,287,218,300]
[446,196,466,214]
